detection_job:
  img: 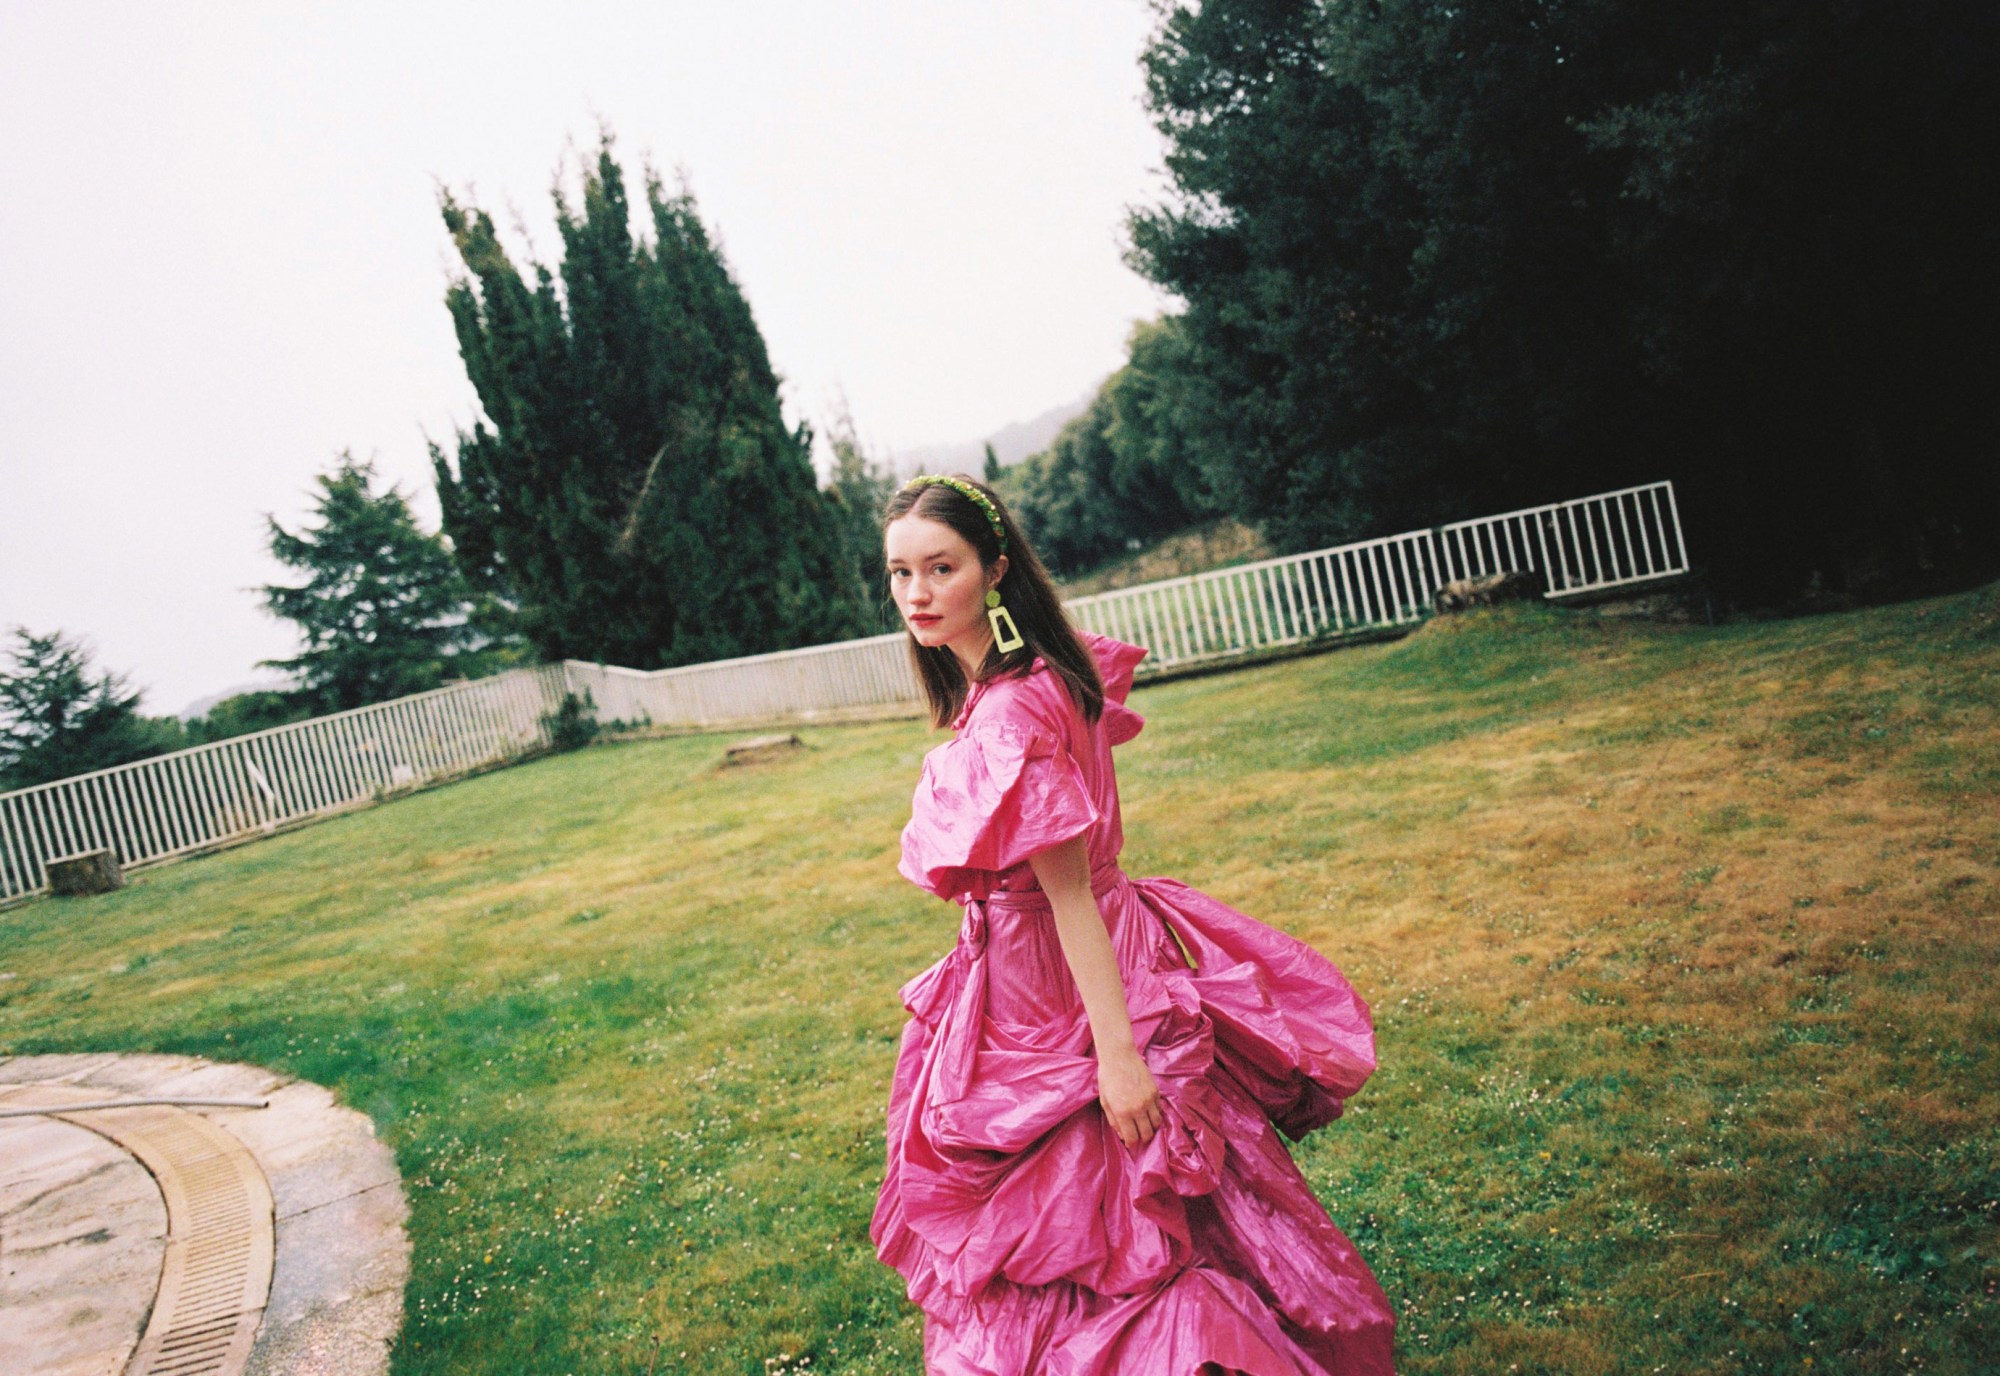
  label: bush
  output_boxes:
[541,691,599,752]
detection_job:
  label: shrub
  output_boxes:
[541,691,599,752]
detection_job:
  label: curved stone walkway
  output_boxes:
[0,1054,409,1376]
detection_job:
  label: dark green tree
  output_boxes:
[431,136,873,668]
[0,629,180,790]
[184,691,311,746]
[1572,0,2000,602]
[982,443,1003,485]
[1129,0,2000,606]
[1009,316,1226,574]
[259,454,481,713]
[1128,0,1626,553]
[1012,400,1125,574]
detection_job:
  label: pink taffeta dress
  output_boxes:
[870,631,1397,1375]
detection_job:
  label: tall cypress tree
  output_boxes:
[432,136,872,668]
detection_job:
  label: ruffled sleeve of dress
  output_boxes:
[1079,630,1148,746]
[898,714,1100,900]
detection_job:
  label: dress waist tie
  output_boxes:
[952,861,1130,957]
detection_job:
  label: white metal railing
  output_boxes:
[1064,523,1441,660]
[0,664,569,905]
[556,480,1691,731]
[1063,479,1690,663]
[0,481,1688,907]
[1434,480,1689,599]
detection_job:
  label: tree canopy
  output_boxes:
[259,454,484,714]
[1006,316,1226,575]
[1127,0,1999,606]
[183,692,309,746]
[0,629,179,791]
[432,137,874,668]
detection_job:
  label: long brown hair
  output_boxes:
[881,474,1104,730]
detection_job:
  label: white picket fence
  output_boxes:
[0,480,1688,907]
[565,634,918,733]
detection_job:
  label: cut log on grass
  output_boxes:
[724,733,804,766]
[47,848,124,896]
[1434,571,1542,614]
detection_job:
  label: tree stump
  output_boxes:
[1433,570,1543,614]
[47,848,124,896]
[724,733,803,766]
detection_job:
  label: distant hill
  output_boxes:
[886,385,1101,479]
[177,675,294,721]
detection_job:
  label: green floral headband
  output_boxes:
[903,474,1007,554]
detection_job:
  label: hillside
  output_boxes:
[885,387,1099,478]
[1,584,1994,1374]
[1054,516,1273,596]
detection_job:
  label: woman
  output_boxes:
[869,473,1396,1375]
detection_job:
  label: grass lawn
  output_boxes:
[1,583,1995,1375]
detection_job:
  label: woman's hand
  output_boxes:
[1028,834,1165,1150]
[1097,1044,1165,1148]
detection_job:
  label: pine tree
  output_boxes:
[0,629,179,790]
[260,454,480,713]
[432,135,873,668]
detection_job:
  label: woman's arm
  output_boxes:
[1029,833,1165,1148]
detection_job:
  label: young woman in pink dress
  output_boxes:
[869,473,1396,1375]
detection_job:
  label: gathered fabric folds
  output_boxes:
[873,632,1396,1374]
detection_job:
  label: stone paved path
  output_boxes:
[0,1054,409,1376]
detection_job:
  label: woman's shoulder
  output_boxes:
[961,661,1072,738]
[953,633,1148,739]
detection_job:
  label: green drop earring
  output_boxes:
[986,586,1025,653]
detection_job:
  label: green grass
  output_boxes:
[3,583,1997,1374]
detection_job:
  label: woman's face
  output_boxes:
[884,514,1008,668]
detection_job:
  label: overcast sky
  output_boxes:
[0,1,1171,715]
